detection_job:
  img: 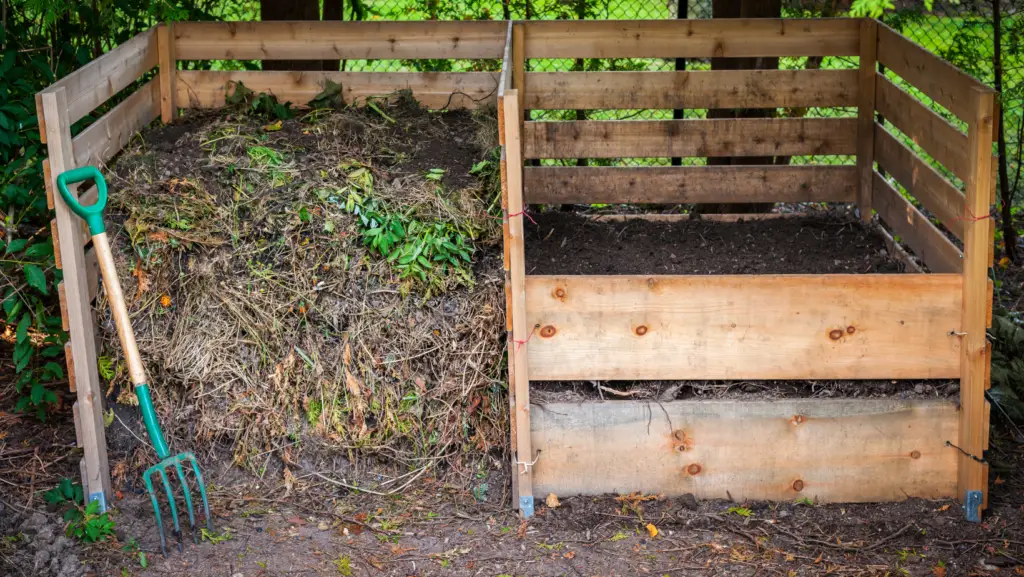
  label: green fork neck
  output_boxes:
[135,384,171,460]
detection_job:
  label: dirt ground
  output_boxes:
[526,211,903,276]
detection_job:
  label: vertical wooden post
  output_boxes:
[157,22,177,124]
[512,23,525,121]
[856,18,878,222]
[503,89,534,517]
[958,86,996,521]
[39,88,112,510]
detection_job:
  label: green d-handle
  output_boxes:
[56,166,108,236]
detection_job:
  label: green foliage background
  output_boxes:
[2,0,1023,420]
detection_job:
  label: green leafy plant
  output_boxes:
[43,478,84,506]
[225,81,295,120]
[64,500,116,543]
[201,527,233,544]
[727,506,753,518]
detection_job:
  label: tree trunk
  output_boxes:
[993,0,1019,262]
[321,0,345,72]
[695,0,780,214]
[261,0,323,70]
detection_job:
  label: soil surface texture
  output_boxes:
[526,211,903,275]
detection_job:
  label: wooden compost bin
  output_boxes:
[496,19,997,519]
[35,20,505,510]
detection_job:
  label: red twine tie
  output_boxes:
[506,209,536,225]
[514,325,537,353]
[955,206,995,222]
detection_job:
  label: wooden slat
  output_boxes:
[531,399,958,502]
[66,343,77,394]
[872,171,963,273]
[523,165,856,204]
[874,124,965,240]
[875,74,970,180]
[174,21,507,61]
[524,69,858,110]
[72,79,159,169]
[40,87,112,505]
[498,21,513,98]
[856,19,878,222]
[958,88,996,509]
[524,117,856,159]
[50,219,62,270]
[43,159,54,209]
[44,28,158,125]
[85,246,99,303]
[876,23,994,122]
[512,23,525,120]
[526,274,962,381]
[522,19,860,59]
[158,23,177,123]
[58,282,70,332]
[176,71,499,110]
[874,221,926,273]
[503,90,534,515]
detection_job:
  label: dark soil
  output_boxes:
[526,211,903,275]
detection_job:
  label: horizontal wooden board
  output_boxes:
[876,23,993,122]
[523,118,856,159]
[526,274,962,380]
[872,171,963,274]
[45,28,159,125]
[523,69,858,110]
[874,124,965,240]
[524,165,856,204]
[874,74,969,181]
[176,70,498,110]
[174,21,506,61]
[73,79,159,168]
[589,213,796,223]
[522,18,859,59]
[531,398,958,502]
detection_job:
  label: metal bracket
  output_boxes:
[964,490,983,522]
[88,491,108,513]
[519,495,535,518]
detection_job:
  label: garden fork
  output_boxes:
[57,166,213,556]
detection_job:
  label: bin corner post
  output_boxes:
[39,87,113,510]
[157,22,177,124]
[958,86,996,522]
[856,17,879,222]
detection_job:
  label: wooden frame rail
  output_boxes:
[499,17,997,520]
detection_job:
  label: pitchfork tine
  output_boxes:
[143,469,168,557]
[156,468,183,552]
[172,460,198,543]
[186,453,213,531]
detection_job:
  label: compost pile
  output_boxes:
[100,95,507,488]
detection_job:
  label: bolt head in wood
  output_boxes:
[540,325,556,338]
[553,287,566,300]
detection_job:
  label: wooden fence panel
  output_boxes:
[526,274,962,381]
[174,21,507,61]
[523,165,856,204]
[532,399,958,502]
[523,69,858,110]
[523,118,857,159]
[522,19,859,59]
[176,70,499,110]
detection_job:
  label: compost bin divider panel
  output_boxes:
[871,170,963,274]
[525,275,962,381]
[522,69,858,110]
[71,79,160,168]
[39,88,112,509]
[958,87,997,512]
[521,18,860,59]
[502,89,534,517]
[873,124,966,240]
[523,118,857,159]
[529,399,959,501]
[158,22,177,123]
[874,74,970,181]
[173,21,507,60]
[856,18,877,222]
[523,165,857,205]
[175,71,499,110]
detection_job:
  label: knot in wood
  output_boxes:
[910,450,921,459]
[846,325,856,335]
[686,463,702,476]
[540,325,557,338]
[792,479,804,492]
[829,329,843,340]
[635,325,648,336]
